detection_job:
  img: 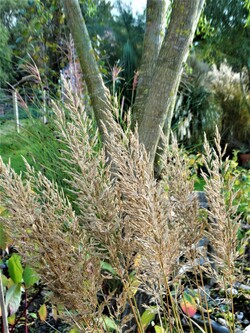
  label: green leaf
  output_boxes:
[1,272,8,286]
[15,37,23,44]
[69,328,81,333]
[126,273,140,298]
[7,314,16,325]
[8,254,23,284]
[155,326,166,333]
[99,315,118,332]
[30,312,37,319]
[38,304,47,322]
[6,283,22,315]
[101,261,116,275]
[140,306,157,330]
[34,22,41,30]
[23,265,39,288]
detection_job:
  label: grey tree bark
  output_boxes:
[137,0,205,163]
[132,0,168,129]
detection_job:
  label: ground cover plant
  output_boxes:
[0,79,249,333]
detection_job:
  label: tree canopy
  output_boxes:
[196,0,250,73]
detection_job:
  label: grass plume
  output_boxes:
[0,80,244,332]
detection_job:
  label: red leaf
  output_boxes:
[180,291,197,317]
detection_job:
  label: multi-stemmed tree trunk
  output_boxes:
[135,0,205,162]
[62,0,205,164]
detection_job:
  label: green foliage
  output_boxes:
[0,0,67,87]
[244,0,250,26]
[173,57,250,151]
[226,151,250,223]
[196,0,250,71]
[69,328,81,333]
[0,114,74,200]
[23,265,39,288]
[0,206,11,250]
[8,254,23,284]
[0,0,29,27]
[99,315,118,332]
[0,22,12,85]
[0,0,144,93]
[19,114,81,205]
[154,326,166,333]
[101,261,117,275]
[84,0,144,102]
[0,120,37,174]
[196,12,215,38]
[140,306,157,331]
[0,0,29,86]
[0,250,39,322]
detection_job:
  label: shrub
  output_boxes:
[0,81,245,333]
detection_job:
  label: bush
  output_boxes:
[0,82,247,333]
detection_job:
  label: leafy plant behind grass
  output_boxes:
[0,80,246,333]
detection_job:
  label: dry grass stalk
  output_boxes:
[0,77,243,332]
[0,159,103,328]
[201,128,241,283]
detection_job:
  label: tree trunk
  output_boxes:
[137,0,205,163]
[61,0,112,141]
[132,0,168,129]
[62,0,205,165]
